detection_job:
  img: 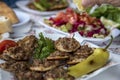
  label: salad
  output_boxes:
[86,4,120,29]
[27,0,69,11]
[44,8,109,38]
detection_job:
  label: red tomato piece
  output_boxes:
[0,40,17,54]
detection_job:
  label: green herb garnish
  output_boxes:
[34,33,55,60]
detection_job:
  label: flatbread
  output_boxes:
[0,2,19,24]
[0,34,2,40]
[0,16,12,34]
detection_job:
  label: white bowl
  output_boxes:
[38,17,120,44]
[73,30,120,44]
[12,9,31,34]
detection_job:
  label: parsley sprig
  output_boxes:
[34,33,55,60]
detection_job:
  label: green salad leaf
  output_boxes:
[39,0,51,9]
[33,2,46,11]
[33,0,52,11]
[33,0,68,11]
[86,4,120,29]
[34,33,55,60]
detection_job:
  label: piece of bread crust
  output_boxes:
[0,16,12,34]
[0,34,2,40]
[0,2,19,24]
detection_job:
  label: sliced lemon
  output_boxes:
[73,0,84,11]
[100,17,120,29]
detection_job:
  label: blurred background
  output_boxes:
[2,0,21,8]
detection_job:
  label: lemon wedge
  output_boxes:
[73,0,84,11]
[100,17,120,29]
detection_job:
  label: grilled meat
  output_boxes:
[74,45,93,58]
[67,55,85,65]
[0,61,29,73]
[0,53,15,61]
[55,37,80,52]
[44,66,74,80]
[3,46,31,60]
[67,45,94,65]
[30,59,60,72]
[2,35,37,61]
[47,50,69,60]
[17,35,38,52]
[15,70,43,80]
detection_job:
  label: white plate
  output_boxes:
[38,16,120,44]
[35,31,114,80]
[16,0,67,16]
[11,9,32,34]
[12,22,32,34]
[0,33,114,80]
[85,63,120,80]
[0,33,10,42]
[38,17,69,35]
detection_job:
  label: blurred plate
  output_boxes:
[38,17,69,35]
[38,16,120,44]
[16,0,67,16]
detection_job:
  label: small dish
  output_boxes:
[12,9,31,34]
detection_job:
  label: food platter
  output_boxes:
[38,16,120,44]
[16,1,68,16]
[0,31,115,80]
